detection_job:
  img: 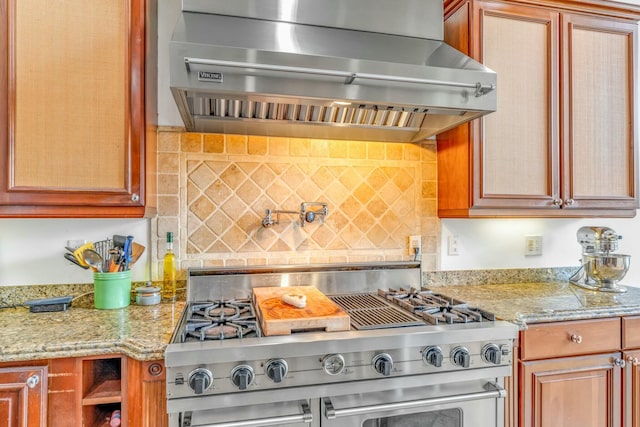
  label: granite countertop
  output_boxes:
[430,281,640,327]
[0,300,185,363]
[3,275,640,363]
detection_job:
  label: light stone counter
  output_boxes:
[0,300,184,362]
[430,281,640,327]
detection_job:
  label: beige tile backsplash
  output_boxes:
[152,127,439,279]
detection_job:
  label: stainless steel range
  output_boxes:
[165,262,518,427]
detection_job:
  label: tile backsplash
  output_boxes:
[152,127,439,279]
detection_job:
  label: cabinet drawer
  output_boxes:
[520,317,620,360]
[622,316,640,349]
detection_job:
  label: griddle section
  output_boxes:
[329,293,425,330]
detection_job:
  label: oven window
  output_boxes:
[362,408,462,427]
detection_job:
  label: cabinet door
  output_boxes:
[0,365,47,427]
[520,353,622,427]
[0,0,147,217]
[562,14,639,211]
[624,350,640,427]
[126,359,168,427]
[473,1,560,209]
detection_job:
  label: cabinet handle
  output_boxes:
[564,199,574,206]
[615,358,627,368]
[26,374,39,389]
[570,334,582,344]
[553,199,563,207]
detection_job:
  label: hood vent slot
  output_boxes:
[194,98,424,130]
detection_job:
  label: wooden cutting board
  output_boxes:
[252,286,351,336]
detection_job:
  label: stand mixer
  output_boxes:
[570,226,630,293]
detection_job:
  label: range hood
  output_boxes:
[170,0,497,143]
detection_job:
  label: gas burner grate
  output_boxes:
[329,294,425,330]
[180,298,261,342]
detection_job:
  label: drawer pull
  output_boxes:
[570,334,582,344]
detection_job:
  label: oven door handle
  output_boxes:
[182,400,313,427]
[323,381,506,420]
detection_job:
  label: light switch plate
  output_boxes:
[525,235,543,256]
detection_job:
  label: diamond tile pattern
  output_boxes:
[187,160,419,253]
[153,129,439,275]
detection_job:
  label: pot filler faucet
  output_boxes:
[262,202,328,228]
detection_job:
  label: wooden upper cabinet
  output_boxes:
[0,0,154,218]
[438,0,639,217]
[562,13,638,210]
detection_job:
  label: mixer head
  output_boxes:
[576,226,622,254]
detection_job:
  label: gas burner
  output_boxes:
[186,321,259,341]
[191,299,253,321]
[180,299,261,342]
[379,288,496,325]
[419,305,496,325]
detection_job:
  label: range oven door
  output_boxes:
[321,379,506,427]
[174,399,317,427]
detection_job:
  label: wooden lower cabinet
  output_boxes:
[126,359,168,427]
[516,317,640,427]
[1,356,166,427]
[520,352,622,427]
[0,364,48,427]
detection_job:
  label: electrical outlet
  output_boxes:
[525,235,543,256]
[448,236,459,256]
[409,235,422,255]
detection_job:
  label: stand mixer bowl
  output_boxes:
[583,253,630,286]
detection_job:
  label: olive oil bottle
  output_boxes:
[162,232,177,301]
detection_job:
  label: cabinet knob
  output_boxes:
[26,374,39,389]
[570,334,582,344]
[552,199,563,207]
[614,358,627,368]
[131,193,140,202]
[564,199,575,206]
[627,356,639,366]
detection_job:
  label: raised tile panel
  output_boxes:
[153,128,439,278]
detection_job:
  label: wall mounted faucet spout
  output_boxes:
[262,202,329,228]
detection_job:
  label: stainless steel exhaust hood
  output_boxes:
[170,0,497,143]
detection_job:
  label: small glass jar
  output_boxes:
[135,283,161,306]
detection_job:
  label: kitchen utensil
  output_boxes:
[64,252,89,269]
[73,242,95,267]
[129,243,145,267]
[113,234,127,249]
[120,236,133,271]
[23,296,73,312]
[83,248,104,273]
[252,286,350,335]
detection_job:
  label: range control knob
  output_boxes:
[423,346,444,368]
[230,365,255,390]
[372,353,393,376]
[265,359,288,383]
[188,368,213,395]
[482,344,502,365]
[322,354,346,375]
[451,347,471,368]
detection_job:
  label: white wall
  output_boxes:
[0,219,151,286]
[441,217,640,286]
